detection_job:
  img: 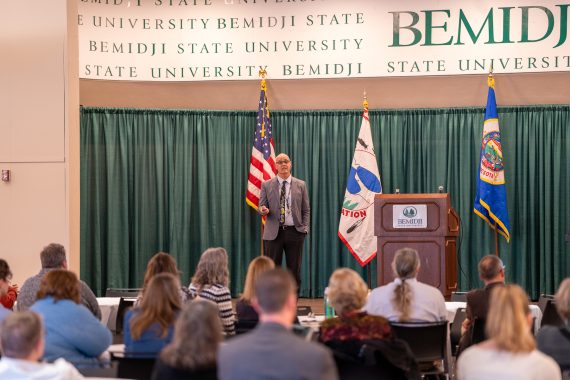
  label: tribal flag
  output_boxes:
[246,76,277,218]
[473,75,511,242]
[338,99,382,266]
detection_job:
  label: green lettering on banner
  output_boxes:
[455,8,496,45]
[554,5,569,47]
[422,10,453,46]
[520,6,554,43]
[390,11,422,47]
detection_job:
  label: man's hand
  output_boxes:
[259,206,269,216]
[461,317,471,335]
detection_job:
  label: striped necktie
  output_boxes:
[279,181,287,225]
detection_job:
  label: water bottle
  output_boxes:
[324,287,335,318]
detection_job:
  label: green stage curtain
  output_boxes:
[81,106,570,299]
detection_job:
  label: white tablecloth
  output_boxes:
[445,301,543,332]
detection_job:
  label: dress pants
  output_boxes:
[264,226,306,292]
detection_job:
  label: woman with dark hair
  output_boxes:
[151,300,222,380]
[189,247,235,335]
[457,284,560,379]
[365,248,446,322]
[236,256,275,325]
[138,252,192,305]
[30,269,112,368]
[0,259,13,321]
[124,272,182,355]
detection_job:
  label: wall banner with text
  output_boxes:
[78,0,570,81]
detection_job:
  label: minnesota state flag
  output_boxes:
[473,75,511,242]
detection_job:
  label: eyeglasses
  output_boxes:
[275,160,290,165]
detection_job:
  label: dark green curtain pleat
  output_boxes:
[81,106,570,299]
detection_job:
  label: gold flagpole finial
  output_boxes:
[259,69,267,90]
[363,90,369,110]
[487,65,495,88]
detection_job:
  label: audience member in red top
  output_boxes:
[0,284,18,310]
[319,268,392,342]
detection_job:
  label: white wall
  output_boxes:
[0,0,79,285]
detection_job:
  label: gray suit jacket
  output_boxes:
[259,176,310,240]
[218,322,338,380]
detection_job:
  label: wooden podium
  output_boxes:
[374,193,460,297]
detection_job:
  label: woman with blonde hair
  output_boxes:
[138,252,192,304]
[537,278,570,371]
[124,273,182,354]
[189,247,235,335]
[236,256,275,324]
[151,300,222,380]
[30,270,112,368]
[457,284,560,380]
[365,248,446,322]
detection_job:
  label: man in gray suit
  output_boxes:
[259,153,310,290]
[218,268,338,380]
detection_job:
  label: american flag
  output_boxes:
[246,78,277,214]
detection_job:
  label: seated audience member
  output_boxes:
[0,259,13,321]
[17,243,101,319]
[365,248,447,322]
[320,268,419,379]
[30,270,112,368]
[189,247,235,336]
[236,256,275,325]
[124,273,182,355]
[137,252,192,306]
[320,268,392,342]
[0,284,18,310]
[457,255,505,355]
[0,311,84,380]
[457,284,561,380]
[152,300,222,380]
[218,268,339,380]
[537,278,570,371]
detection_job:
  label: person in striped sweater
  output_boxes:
[189,247,235,336]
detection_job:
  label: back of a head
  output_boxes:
[37,269,80,303]
[555,278,570,321]
[0,311,43,359]
[241,256,275,302]
[391,248,420,322]
[40,243,66,269]
[132,273,182,340]
[478,255,504,282]
[143,252,180,290]
[0,259,13,283]
[192,247,229,288]
[328,268,368,315]
[161,299,222,370]
[391,248,420,280]
[486,284,534,353]
[254,268,296,314]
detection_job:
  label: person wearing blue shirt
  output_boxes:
[124,273,182,356]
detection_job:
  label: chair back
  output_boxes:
[471,317,486,344]
[235,319,257,335]
[390,321,448,375]
[106,288,141,298]
[451,292,468,302]
[538,294,555,313]
[114,353,156,380]
[541,299,564,328]
[115,297,136,335]
[450,307,466,356]
[331,342,414,380]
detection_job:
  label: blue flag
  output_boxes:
[473,76,511,242]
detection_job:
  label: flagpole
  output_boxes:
[259,68,268,257]
[494,224,500,257]
[362,91,374,289]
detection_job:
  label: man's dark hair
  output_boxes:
[0,259,13,282]
[254,268,296,314]
[0,311,43,359]
[40,243,66,269]
[478,255,504,281]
